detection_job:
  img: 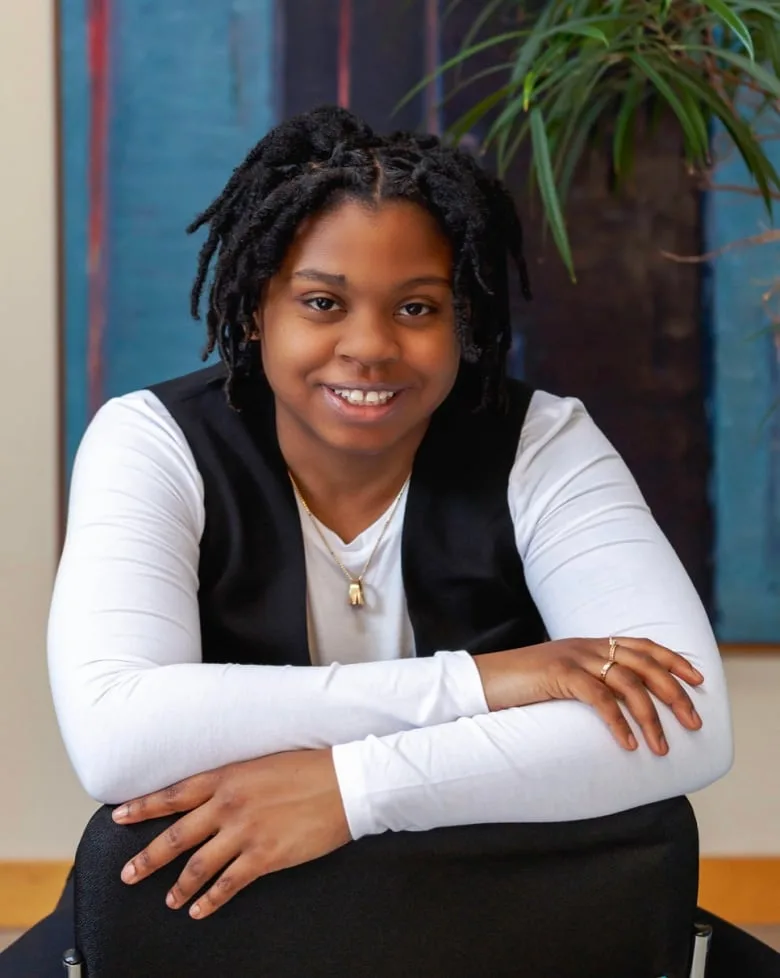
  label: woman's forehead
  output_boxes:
[280,198,453,284]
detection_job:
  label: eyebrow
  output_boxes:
[293,268,347,287]
[293,268,452,290]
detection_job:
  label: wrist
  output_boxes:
[473,651,506,711]
[323,748,352,847]
[330,742,373,841]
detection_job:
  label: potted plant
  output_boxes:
[410,0,780,279]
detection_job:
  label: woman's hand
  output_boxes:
[112,748,351,919]
[474,637,704,755]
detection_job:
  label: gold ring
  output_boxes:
[608,636,618,662]
[600,660,617,682]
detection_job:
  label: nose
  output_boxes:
[335,310,401,367]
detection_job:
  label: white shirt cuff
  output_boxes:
[332,739,375,840]
[332,650,488,841]
[434,648,489,718]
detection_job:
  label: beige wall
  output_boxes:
[0,1,97,861]
[693,656,780,855]
[0,1,777,862]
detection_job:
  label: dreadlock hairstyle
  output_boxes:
[187,105,531,411]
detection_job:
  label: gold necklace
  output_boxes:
[289,473,410,608]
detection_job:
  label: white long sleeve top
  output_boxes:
[47,387,733,838]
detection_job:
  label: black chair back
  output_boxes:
[73,797,699,978]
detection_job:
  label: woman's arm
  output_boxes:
[48,391,487,803]
[331,393,733,839]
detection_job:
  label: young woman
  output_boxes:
[3,105,735,973]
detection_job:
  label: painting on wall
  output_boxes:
[58,0,445,477]
[58,1,778,643]
[59,0,281,474]
[707,113,780,643]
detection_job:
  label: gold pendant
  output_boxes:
[348,581,365,608]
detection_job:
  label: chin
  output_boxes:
[321,429,403,456]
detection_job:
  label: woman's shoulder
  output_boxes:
[509,388,648,553]
[84,385,192,454]
[73,385,203,513]
[83,363,231,450]
[520,388,593,455]
[514,387,633,493]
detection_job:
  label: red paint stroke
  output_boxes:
[338,0,352,108]
[87,0,110,417]
[424,0,442,134]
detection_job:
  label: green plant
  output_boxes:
[407,1,780,279]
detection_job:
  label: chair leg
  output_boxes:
[0,908,75,978]
[695,909,780,977]
[689,922,712,977]
[62,948,84,976]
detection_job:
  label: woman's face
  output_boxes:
[257,198,460,459]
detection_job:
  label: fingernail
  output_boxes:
[166,892,177,909]
[190,903,202,919]
[693,668,704,682]
[627,733,638,750]
[689,706,701,727]
[113,805,129,821]
[121,863,136,883]
[659,735,669,754]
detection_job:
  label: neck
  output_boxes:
[277,410,425,542]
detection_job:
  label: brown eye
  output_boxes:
[304,296,340,312]
[399,302,434,318]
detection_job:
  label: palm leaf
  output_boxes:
[460,0,509,53]
[546,59,618,188]
[439,62,515,107]
[612,76,645,178]
[673,64,780,206]
[676,86,712,166]
[508,2,559,85]
[395,31,526,112]
[530,107,576,281]
[494,52,610,175]
[686,45,780,99]
[629,53,710,161]
[557,91,615,204]
[448,86,514,143]
[424,0,780,276]
[551,23,611,46]
[485,38,571,143]
[700,0,756,59]
[732,1,780,26]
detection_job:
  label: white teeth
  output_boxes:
[331,388,397,405]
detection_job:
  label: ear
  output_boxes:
[249,309,262,341]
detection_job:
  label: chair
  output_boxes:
[62,796,703,977]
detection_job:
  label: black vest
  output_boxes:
[150,364,546,664]
[64,367,699,978]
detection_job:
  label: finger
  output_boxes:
[189,853,267,920]
[612,637,704,686]
[612,646,702,732]
[602,664,668,755]
[166,833,240,911]
[113,773,215,824]
[565,673,638,751]
[121,804,217,886]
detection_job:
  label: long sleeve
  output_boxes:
[331,392,734,839]
[47,392,487,803]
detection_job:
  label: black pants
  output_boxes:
[2,875,779,978]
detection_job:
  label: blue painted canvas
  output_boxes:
[58,2,779,641]
[59,0,279,474]
[707,114,780,642]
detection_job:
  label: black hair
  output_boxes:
[187,105,531,410]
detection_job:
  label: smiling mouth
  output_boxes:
[324,386,401,406]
